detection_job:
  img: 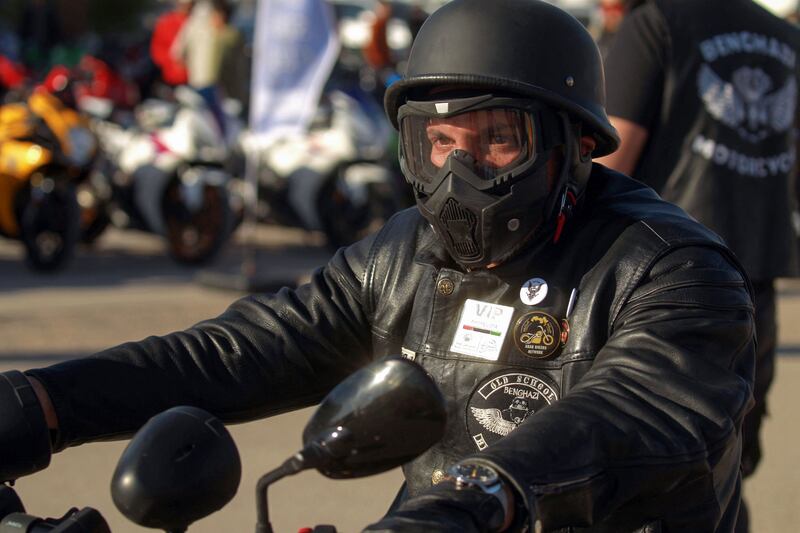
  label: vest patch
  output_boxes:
[467,370,559,451]
[697,63,796,144]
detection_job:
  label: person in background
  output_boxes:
[150,0,192,87]
[0,54,27,102]
[590,0,648,60]
[213,0,248,112]
[592,0,626,59]
[362,0,396,101]
[596,1,800,530]
[363,0,394,73]
[172,0,239,136]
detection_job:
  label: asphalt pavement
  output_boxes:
[0,225,797,532]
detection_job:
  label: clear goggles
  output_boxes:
[398,95,556,193]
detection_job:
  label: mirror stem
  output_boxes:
[255,453,306,533]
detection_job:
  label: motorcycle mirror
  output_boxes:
[301,357,447,479]
[111,406,241,532]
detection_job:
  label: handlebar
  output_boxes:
[0,485,110,533]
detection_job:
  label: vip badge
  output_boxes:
[514,312,561,359]
[467,370,559,450]
[450,299,515,361]
[520,277,548,306]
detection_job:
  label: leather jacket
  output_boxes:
[28,165,755,532]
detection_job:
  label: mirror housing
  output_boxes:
[111,406,241,530]
[301,357,446,479]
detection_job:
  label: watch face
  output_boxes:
[451,463,499,485]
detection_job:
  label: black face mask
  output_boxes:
[413,149,554,269]
[398,95,570,269]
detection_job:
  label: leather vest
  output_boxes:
[634,0,800,280]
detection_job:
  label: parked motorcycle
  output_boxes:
[241,87,408,249]
[0,358,447,533]
[0,88,96,271]
[83,86,237,264]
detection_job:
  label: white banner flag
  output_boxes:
[248,0,340,145]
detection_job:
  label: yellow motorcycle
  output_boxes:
[0,88,96,270]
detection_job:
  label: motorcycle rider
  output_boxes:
[0,1,754,531]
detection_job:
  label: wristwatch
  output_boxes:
[447,462,512,531]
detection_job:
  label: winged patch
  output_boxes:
[470,407,518,436]
[698,64,796,140]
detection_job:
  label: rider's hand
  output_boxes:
[0,371,53,482]
[362,481,510,533]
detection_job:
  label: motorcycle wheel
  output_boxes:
[161,179,232,265]
[318,165,404,249]
[18,183,81,272]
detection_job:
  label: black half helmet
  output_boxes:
[384,0,620,157]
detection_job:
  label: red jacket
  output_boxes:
[150,10,189,86]
[0,55,27,89]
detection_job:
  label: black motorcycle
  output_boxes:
[0,358,446,533]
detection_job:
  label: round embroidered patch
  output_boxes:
[514,311,562,359]
[466,370,559,450]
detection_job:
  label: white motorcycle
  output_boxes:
[241,88,408,249]
[80,86,237,264]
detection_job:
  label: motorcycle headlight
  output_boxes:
[67,127,96,167]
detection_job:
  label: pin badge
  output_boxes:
[514,311,562,359]
[520,277,548,306]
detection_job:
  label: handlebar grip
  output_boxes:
[50,508,111,533]
[1,508,110,533]
[0,512,42,531]
[0,371,52,482]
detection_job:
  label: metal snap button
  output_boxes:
[437,278,455,295]
[431,469,447,485]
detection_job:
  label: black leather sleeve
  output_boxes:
[0,371,51,481]
[25,236,379,451]
[470,245,755,531]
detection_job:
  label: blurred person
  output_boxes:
[362,0,396,100]
[213,0,248,110]
[0,54,27,102]
[593,0,626,59]
[150,0,193,87]
[172,0,240,135]
[0,1,756,531]
[363,0,394,72]
[590,0,648,60]
[597,1,800,530]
